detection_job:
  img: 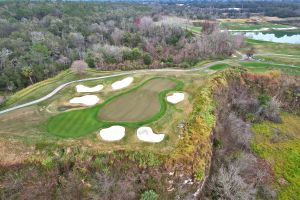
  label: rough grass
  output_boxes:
[47,77,183,138]
[98,78,177,122]
[251,113,300,200]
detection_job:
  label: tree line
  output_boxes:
[0,1,242,93]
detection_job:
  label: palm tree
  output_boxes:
[22,66,34,85]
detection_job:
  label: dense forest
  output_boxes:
[0,1,243,93]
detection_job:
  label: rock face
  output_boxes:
[0,96,5,105]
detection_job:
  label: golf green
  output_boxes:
[47,77,183,138]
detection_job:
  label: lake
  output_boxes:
[238,31,300,44]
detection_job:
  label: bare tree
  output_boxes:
[139,16,154,33]
[210,154,257,200]
[31,31,45,44]
[111,28,124,45]
[227,112,252,149]
[70,60,88,75]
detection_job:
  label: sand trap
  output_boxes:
[272,27,297,31]
[76,84,104,93]
[167,92,185,104]
[99,126,125,141]
[69,95,100,106]
[137,127,165,143]
[112,77,133,90]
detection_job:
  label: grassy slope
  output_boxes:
[251,113,300,200]
[0,69,111,110]
[48,77,183,138]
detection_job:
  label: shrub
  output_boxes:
[140,190,158,200]
[143,54,152,65]
[41,157,54,169]
[123,48,142,61]
[85,54,95,68]
[258,94,271,106]
[213,138,222,148]
[262,97,281,123]
[195,168,205,181]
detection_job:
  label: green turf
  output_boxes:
[47,77,183,138]
[187,25,202,33]
[98,78,176,122]
[209,63,230,71]
[221,21,290,31]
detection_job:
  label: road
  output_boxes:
[0,61,225,115]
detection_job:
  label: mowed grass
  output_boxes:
[239,61,300,75]
[48,77,183,138]
[98,78,177,122]
[243,38,300,56]
[220,21,290,31]
[209,63,230,71]
[186,25,202,33]
[251,113,300,200]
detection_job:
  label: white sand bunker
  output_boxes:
[76,84,104,93]
[99,126,125,141]
[137,127,165,143]
[167,92,185,104]
[112,77,134,90]
[69,95,100,106]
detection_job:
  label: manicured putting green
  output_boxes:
[98,78,176,122]
[47,77,182,138]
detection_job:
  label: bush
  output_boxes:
[140,190,158,200]
[41,157,55,169]
[161,56,173,64]
[123,48,142,61]
[213,138,222,148]
[143,54,152,65]
[86,54,95,68]
[262,97,282,123]
[258,94,271,106]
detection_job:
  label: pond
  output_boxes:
[238,31,300,44]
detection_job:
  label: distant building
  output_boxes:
[228,8,241,11]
